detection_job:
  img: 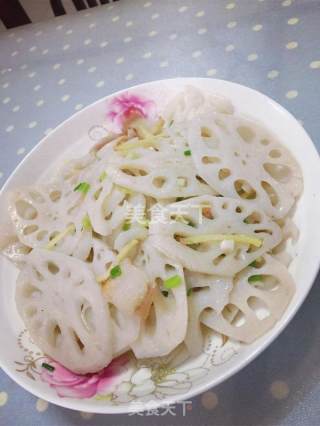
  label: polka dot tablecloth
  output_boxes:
[0,0,320,425]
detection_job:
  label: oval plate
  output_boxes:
[0,78,320,414]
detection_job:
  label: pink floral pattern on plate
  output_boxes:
[106,93,156,132]
[41,354,128,398]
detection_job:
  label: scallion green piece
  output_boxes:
[99,171,107,182]
[82,214,92,231]
[164,274,182,289]
[110,265,122,279]
[122,222,131,231]
[184,149,192,156]
[74,182,91,194]
[42,362,55,372]
[248,274,262,283]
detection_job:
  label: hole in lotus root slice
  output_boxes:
[36,230,48,241]
[201,204,215,220]
[231,310,247,327]
[202,306,214,316]
[254,228,273,236]
[47,261,60,275]
[80,301,95,332]
[222,202,229,210]
[269,149,282,159]
[104,211,113,221]
[153,176,167,188]
[218,168,231,180]
[72,330,85,351]
[213,253,226,265]
[247,296,271,320]
[49,190,62,203]
[263,163,292,183]
[243,211,262,224]
[85,247,94,263]
[237,126,255,143]
[234,179,257,199]
[202,156,221,165]
[248,274,279,291]
[164,264,176,274]
[47,323,62,347]
[261,181,279,207]
[23,225,39,235]
[121,167,148,177]
[201,126,213,138]
[15,200,38,220]
[260,138,270,146]
[249,256,266,269]
[220,304,237,323]
[222,304,241,323]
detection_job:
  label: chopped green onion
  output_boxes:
[82,214,92,231]
[74,182,91,194]
[110,265,122,279]
[99,171,107,182]
[122,222,131,231]
[248,274,262,283]
[161,290,169,297]
[187,288,193,297]
[42,362,55,372]
[184,149,192,156]
[164,275,182,289]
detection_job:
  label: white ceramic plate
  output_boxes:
[0,78,319,414]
